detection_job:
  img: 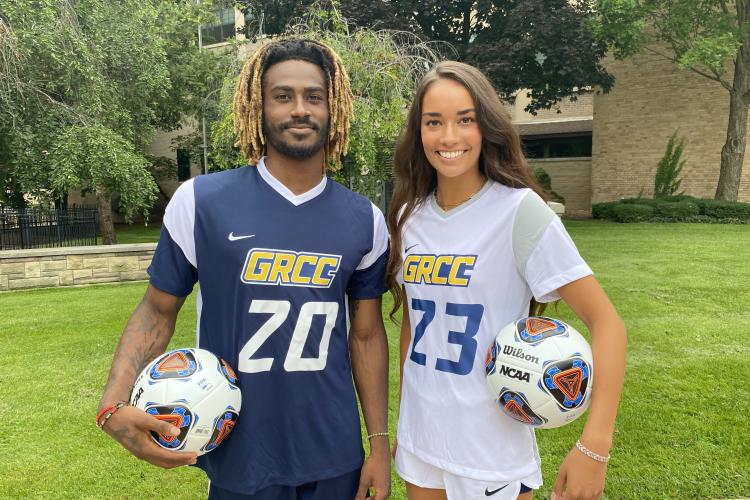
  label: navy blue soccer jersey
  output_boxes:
[147,158,389,494]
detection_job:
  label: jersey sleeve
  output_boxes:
[394,204,406,286]
[347,202,389,299]
[512,190,592,303]
[147,179,198,297]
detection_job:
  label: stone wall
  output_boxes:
[529,158,592,218]
[0,244,155,291]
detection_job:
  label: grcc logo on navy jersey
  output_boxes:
[241,248,341,288]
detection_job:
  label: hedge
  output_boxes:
[655,200,700,218]
[611,203,655,222]
[592,196,750,223]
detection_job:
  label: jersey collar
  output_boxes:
[257,156,328,206]
[430,180,492,218]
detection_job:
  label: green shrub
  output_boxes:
[592,197,750,223]
[655,200,700,219]
[654,131,686,198]
[660,194,696,203]
[697,199,750,220]
[591,201,620,220]
[612,203,655,222]
[620,197,660,206]
[534,167,565,204]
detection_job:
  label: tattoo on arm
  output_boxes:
[100,294,179,406]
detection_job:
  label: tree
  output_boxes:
[0,0,228,242]
[50,125,159,235]
[238,0,418,38]
[466,0,614,111]
[237,0,613,112]
[241,0,315,36]
[596,0,749,201]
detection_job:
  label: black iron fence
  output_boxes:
[0,207,98,250]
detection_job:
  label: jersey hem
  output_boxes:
[347,288,388,300]
[198,460,364,495]
[397,440,541,483]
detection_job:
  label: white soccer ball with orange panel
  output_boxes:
[485,317,593,429]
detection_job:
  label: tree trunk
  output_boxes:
[716,1,750,201]
[716,85,750,201]
[97,192,117,245]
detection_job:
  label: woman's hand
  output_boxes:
[551,443,608,500]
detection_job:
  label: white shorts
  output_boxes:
[395,447,539,500]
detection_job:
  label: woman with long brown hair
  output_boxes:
[386,61,626,499]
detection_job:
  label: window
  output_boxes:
[522,135,592,159]
[200,6,236,45]
[177,149,191,182]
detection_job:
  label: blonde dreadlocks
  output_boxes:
[232,38,354,171]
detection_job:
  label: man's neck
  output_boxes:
[263,148,326,196]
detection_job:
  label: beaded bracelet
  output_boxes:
[366,432,389,440]
[96,401,128,429]
[575,439,610,463]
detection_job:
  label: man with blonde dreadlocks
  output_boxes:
[97,38,391,499]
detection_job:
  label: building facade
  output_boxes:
[591,51,750,204]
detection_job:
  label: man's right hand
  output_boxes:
[102,405,197,468]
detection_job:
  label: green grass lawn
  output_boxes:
[1,221,748,499]
[115,223,162,244]
[95,223,162,245]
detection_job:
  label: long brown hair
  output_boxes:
[385,60,548,318]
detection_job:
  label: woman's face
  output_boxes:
[420,78,482,181]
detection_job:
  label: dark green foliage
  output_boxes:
[611,203,654,222]
[238,0,613,113]
[591,201,620,220]
[467,0,614,112]
[620,197,659,206]
[593,196,750,223]
[660,194,694,203]
[534,167,565,204]
[697,199,750,220]
[0,0,227,214]
[654,131,686,198]
[655,200,700,218]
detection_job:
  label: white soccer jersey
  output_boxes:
[397,181,592,483]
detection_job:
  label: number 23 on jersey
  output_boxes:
[409,298,484,376]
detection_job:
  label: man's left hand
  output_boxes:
[355,446,391,499]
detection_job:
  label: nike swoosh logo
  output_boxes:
[485,484,509,496]
[405,243,418,253]
[228,232,256,241]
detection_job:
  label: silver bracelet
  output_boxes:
[366,431,389,440]
[575,439,610,463]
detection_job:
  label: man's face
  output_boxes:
[262,59,329,160]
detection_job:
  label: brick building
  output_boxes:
[591,52,750,205]
[513,50,750,217]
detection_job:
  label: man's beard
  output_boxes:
[263,118,328,159]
